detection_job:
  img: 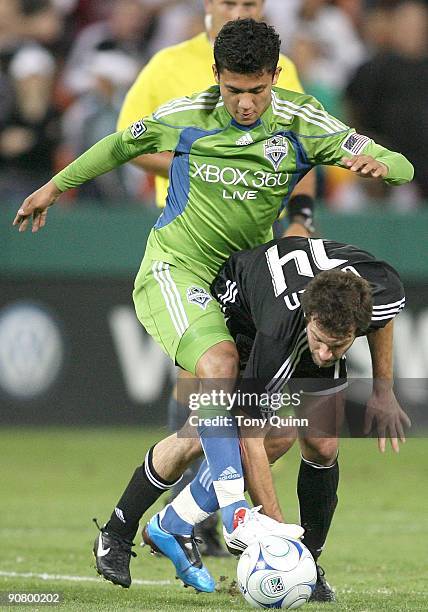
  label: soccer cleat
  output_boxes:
[142,514,215,593]
[223,506,305,555]
[92,519,136,588]
[309,564,336,602]
[194,513,228,558]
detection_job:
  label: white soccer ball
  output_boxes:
[237,535,317,609]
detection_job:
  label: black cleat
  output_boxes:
[92,519,136,588]
[194,514,228,558]
[309,564,336,602]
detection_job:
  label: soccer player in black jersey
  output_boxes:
[92,236,409,602]
[206,236,409,599]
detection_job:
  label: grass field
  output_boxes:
[0,427,426,611]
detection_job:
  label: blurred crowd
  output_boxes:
[0,0,427,209]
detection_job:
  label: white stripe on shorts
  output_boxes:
[152,262,189,337]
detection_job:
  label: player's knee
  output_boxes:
[196,341,239,379]
[300,437,339,466]
[264,432,297,464]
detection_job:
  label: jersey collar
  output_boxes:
[217,98,274,131]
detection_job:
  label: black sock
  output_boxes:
[105,445,181,541]
[298,455,339,562]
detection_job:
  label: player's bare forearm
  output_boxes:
[131,152,173,177]
[240,435,284,522]
[367,320,394,383]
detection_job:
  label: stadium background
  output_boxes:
[1,1,427,610]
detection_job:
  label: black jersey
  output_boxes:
[212,237,405,397]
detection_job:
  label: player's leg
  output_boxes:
[94,260,237,591]
[93,431,203,588]
[296,390,345,603]
[142,336,251,588]
[167,368,225,556]
[94,261,232,590]
[191,339,252,533]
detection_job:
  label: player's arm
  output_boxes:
[239,333,298,522]
[341,141,414,185]
[240,431,285,522]
[13,119,180,232]
[365,320,411,453]
[127,152,172,177]
[281,169,317,238]
[301,98,414,185]
[276,57,318,237]
[116,54,173,178]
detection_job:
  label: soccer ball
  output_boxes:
[237,535,317,609]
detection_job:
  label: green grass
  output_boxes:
[0,428,426,611]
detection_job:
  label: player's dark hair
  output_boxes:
[301,270,373,336]
[214,18,280,75]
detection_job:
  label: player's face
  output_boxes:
[213,66,280,125]
[306,319,356,368]
[206,0,264,38]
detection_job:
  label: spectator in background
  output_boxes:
[17,0,64,48]
[290,0,366,116]
[61,50,140,203]
[259,0,301,54]
[360,1,394,55]
[0,1,63,65]
[0,45,60,202]
[147,0,204,53]
[0,1,65,203]
[62,0,158,96]
[345,0,428,208]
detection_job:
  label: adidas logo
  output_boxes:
[115,507,126,523]
[236,133,254,146]
[218,466,240,481]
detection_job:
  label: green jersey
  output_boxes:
[54,86,414,282]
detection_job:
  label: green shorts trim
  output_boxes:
[133,259,233,374]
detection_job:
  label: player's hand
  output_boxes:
[342,155,388,179]
[364,384,411,453]
[13,180,62,233]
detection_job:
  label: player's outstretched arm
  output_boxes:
[365,321,411,453]
[12,124,177,232]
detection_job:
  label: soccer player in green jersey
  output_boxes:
[14,19,414,592]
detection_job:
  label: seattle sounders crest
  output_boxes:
[186,286,212,310]
[264,136,288,171]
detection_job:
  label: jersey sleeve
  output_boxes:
[297,98,414,185]
[368,263,405,331]
[53,116,181,192]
